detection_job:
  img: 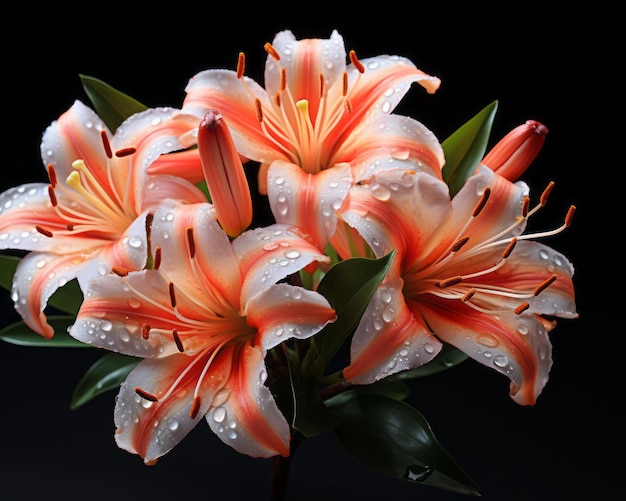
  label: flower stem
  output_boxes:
[268,431,303,501]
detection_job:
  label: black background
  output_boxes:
[1,2,620,500]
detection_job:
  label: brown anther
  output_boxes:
[451,235,470,253]
[472,188,491,217]
[35,225,53,238]
[534,274,557,296]
[134,387,158,402]
[501,238,518,259]
[169,282,177,308]
[47,164,57,187]
[565,205,576,227]
[273,92,281,108]
[343,98,353,114]
[540,181,555,206]
[522,196,530,217]
[437,276,463,288]
[342,72,348,97]
[280,68,287,92]
[462,288,476,302]
[172,329,184,352]
[264,42,280,61]
[236,52,245,79]
[141,324,151,340]
[255,98,264,123]
[111,266,129,277]
[190,395,201,419]
[186,226,196,258]
[153,246,162,270]
[66,223,74,231]
[319,73,325,99]
[100,130,113,159]
[349,50,365,73]
[515,302,530,314]
[47,185,58,206]
[115,147,136,158]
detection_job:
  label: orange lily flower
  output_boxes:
[0,101,207,338]
[71,202,336,462]
[336,166,577,405]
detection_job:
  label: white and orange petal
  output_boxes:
[343,278,442,384]
[267,161,353,249]
[206,342,290,458]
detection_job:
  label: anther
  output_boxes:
[101,130,113,159]
[236,52,245,79]
[280,68,287,92]
[111,266,129,277]
[153,246,162,270]
[462,288,476,302]
[190,395,201,419]
[274,92,281,107]
[540,181,554,206]
[47,164,57,187]
[255,99,264,123]
[66,223,74,231]
[35,225,53,238]
[142,324,151,340]
[515,302,530,314]
[343,98,353,114]
[169,282,177,308]
[534,274,557,296]
[565,205,576,227]
[451,235,470,253]
[472,188,491,217]
[522,196,530,217]
[501,238,517,259]
[319,73,325,99]
[134,387,158,402]
[349,50,365,73]
[172,329,184,352]
[342,72,348,97]
[437,275,463,288]
[264,42,280,61]
[115,147,136,158]
[47,185,58,206]
[186,227,196,258]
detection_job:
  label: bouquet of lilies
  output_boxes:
[0,29,578,498]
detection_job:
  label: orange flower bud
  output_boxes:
[198,110,252,237]
[481,120,548,181]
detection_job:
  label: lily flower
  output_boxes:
[70,202,336,462]
[337,166,577,405]
[481,120,549,181]
[0,100,207,338]
[177,29,445,249]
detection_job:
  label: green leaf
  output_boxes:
[306,252,394,376]
[442,100,498,198]
[324,378,411,408]
[390,344,469,380]
[0,315,87,347]
[71,352,139,409]
[0,254,19,291]
[80,74,147,131]
[331,393,480,496]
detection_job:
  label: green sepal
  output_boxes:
[330,393,480,496]
[80,74,148,131]
[0,315,87,348]
[305,252,394,377]
[389,344,468,380]
[442,100,498,198]
[70,352,139,409]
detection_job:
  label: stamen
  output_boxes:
[186,227,196,258]
[264,42,280,61]
[172,329,184,352]
[319,73,325,99]
[134,387,158,402]
[472,188,491,217]
[344,99,353,114]
[100,130,113,159]
[153,246,162,270]
[66,223,74,231]
[35,225,53,238]
[342,72,348,97]
[501,237,517,259]
[515,302,530,314]
[462,288,476,302]
[565,205,576,227]
[274,92,281,107]
[47,164,57,187]
[522,196,530,217]
[169,282,177,308]
[142,324,151,340]
[190,395,201,419]
[255,99,264,123]
[534,274,557,296]
[280,68,287,92]
[349,50,365,73]
[47,185,58,206]
[115,147,136,158]
[236,52,245,79]
[111,266,129,277]
[437,275,463,288]
[540,181,554,206]
[451,236,470,253]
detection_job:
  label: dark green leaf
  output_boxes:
[80,74,147,131]
[390,344,469,380]
[324,378,411,407]
[71,352,139,409]
[307,252,394,375]
[331,393,480,496]
[0,254,19,291]
[442,100,498,198]
[0,315,87,347]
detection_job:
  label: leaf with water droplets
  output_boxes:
[70,352,139,409]
[442,100,498,198]
[0,316,87,347]
[330,393,480,496]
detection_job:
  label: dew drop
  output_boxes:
[212,406,226,423]
[493,354,509,367]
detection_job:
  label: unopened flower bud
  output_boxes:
[198,110,252,237]
[481,120,548,181]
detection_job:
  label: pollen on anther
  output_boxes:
[522,196,530,217]
[142,324,151,340]
[236,52,245,79]
[100,130,113,158]
[540,181,555,206]
[462,288,476,302]
[342,72,348,97]
[280,68,287,92]
[502,238,518,259]
[186,227,196,258]
[47,164,57,187]
[349,50,365,73]
[153,247,162,270]
[169,282,177,308]
[534,274,557,296]
[472,188,491,217]
[112,266,129,277]
[135,387,158,402]
[255,99,264,123]
[190,395,201,419]
[172,329,184,352]
[115,147,136,158]
[47,185,58,206]
[515,302,530,314]
[451,235,470,253]
[565,205,576,227]
[66,223,74,231]
[35,225,53,238]
[437,276,463,288]
[344,98,353,114]
[264,42,280,61]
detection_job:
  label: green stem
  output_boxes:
[268,431,303,501]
